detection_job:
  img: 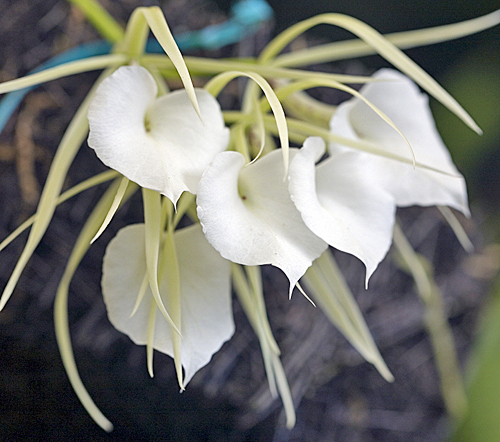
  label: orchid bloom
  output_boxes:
[87,65,234,385]
[289,136,396,285]
[102,223,233,386]
[197,148,328,295]
[87,65,230,206]
[2,2,495,433]
[329,68,469,216]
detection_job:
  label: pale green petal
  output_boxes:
[197,150,327,294]
[330,69,469,215]
[88,66,229,204]
[289,137,395,284]
[102,223,233,385]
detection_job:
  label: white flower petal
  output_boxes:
[197,150,327,293]
[102,223,233,385]
[289,137,396,284]
[88,66,229,204]
[330,68,469,215]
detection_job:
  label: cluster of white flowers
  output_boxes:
[1,3,498,432]
[87,64,468,388]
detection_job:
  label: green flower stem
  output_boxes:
[141,54,373,84]
[231,123,252,162]
[163,221,184,389]
[0,55,127,95]
[226,110,420,168]
[67,0,124,44]
[393,222,467,420]
[275,88,335,128]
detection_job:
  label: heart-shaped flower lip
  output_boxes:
[88,65,230,205]
[329,68,469,216]
[289,137,396,286]
[197,149,327,295]
[102,223,233,386]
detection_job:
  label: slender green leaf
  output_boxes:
[438,206,474,253]
[269,78,415,164]
[142,188,181,336]
[393,223,467,419]
[0,67,114,311]
[91,176,130,244]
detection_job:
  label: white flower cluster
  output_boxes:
[87,65,468,387]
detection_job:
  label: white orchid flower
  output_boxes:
[102,223,233,386]
[197,149,328,295]
[88,66,230,206]
[329,68,469,216]
[289,137,396,285]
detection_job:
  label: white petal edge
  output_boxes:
[102,223,234,385]
[289,137,396,284]
[197,150,327,294]
[329,68,469,216]
[88,66,229,205]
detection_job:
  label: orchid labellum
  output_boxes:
[329,68,469,216]
[88,65,230,205]
[197,148,328,295]
[102,223,233,386]
[289,136,396,285]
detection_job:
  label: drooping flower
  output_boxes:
[329,68,469,216]
[289,137,396,284]
[102,223,233,385]
[88,65,230,205]
[197,149,328,294]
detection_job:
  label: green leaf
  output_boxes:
[0,67,112,311]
